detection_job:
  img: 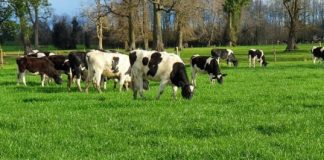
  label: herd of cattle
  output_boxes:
[15,46,323,100]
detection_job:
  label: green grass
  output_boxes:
[0,45,323,159]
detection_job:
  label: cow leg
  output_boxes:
[249,56,252,68]
[132,78,140,99]
[191,68,197,87]
[41,74,46,87]
[156,80,168,100]
[210,74,215,85]
[253,57,257,68]
[94,72,102,93]
[85,68,95,93]
[113,79,118,89]
[119,76,126,92]
[125,81,129,91]
[313,56,317,64]
[22,72,26,86]
[260,59,263,67]
[172,85,178,99]
[67,68,73,91]
[17,71,26,86]
[76,77,82,92]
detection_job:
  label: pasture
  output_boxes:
[0,44,323,159]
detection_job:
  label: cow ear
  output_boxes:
[222,74,227,77]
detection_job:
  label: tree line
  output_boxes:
[0,0,323,54]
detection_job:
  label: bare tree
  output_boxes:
[105,0,140,50]
[82,0,109,49]
[149,0,176,51]
[27,0,51,49]
[0,1,13,25]
[223,0,251,46]
[9,0,32,54]
[174,0,201,50]
[142,0,149,49]
[283,0,302,51]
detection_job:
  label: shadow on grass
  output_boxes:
[0,121,21,131]
[0,81,17,86]
[255,124,288,136]
[36,87,68,93]
[22,97,51,103]
[303,103,324,109]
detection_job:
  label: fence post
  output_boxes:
[176,47,180,57]
[273,48,277,63]
[0,49,3,69]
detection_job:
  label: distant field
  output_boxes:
[0,45,323,159]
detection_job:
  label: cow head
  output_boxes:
[53,75,62,85]
[181,84,194,99]
[232,59,238,67]
[262,56,268,67]
[214,74,227,84]
[262,61,268,67]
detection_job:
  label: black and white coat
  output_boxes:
[190,55,227,87]
[248,49,268,67]
[129,50,194,100]
[311,46,324,64]
[27,50,56,58]
[67,51,88,91]
[211,48,238,67]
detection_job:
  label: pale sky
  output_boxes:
[49,0,89,16]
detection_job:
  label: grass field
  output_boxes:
[0,44,323,159]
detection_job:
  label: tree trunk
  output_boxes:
[286,20,297,51]
[153,1,164,51]
[176,16,183,50]
[128,1,136,50]
[19,16,32,54]
[143,0,149,50]
[97,19,103,50]
[225,12,234,47]
[34,8,39,49]
[96,0,103,50]
[284,0,300,51]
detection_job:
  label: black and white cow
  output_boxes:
[129,49,194,100]
[248,49,268,67]
[211,48,238,67]
[190,55,227,87]
[16,57,62,86]
[85,50,131,93]
[311,46,324,64]
[68,51,88,91]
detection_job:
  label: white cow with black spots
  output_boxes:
[85,50,131,93]
[129,49,194,100]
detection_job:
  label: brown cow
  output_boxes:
[16,57,62,86]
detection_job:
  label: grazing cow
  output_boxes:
[129,50,194,100]
[85,50,132,93]
[248,49,268,67]
[16,57,62,86]
[311,46,324,64]
[211,48,238,67]
[68,51,88,91]
[190,55,227,87]
[47,55,71,87]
